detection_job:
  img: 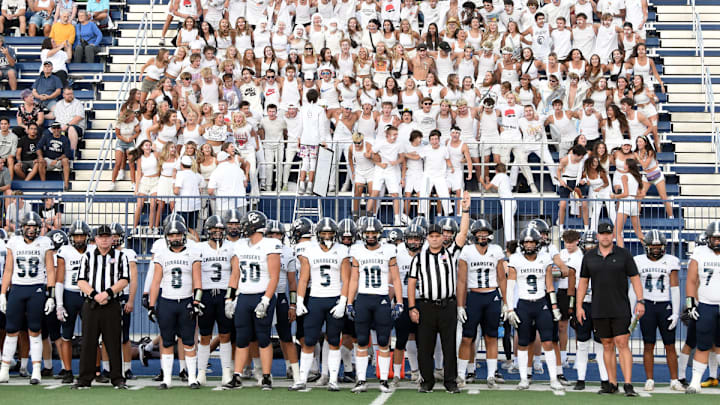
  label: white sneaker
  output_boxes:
[327,381,340,392]
[644,379,654,391]
[501,360,513,370]
[341,182,351,192]
[487,376,498,389]
[110,181,116,191]
[159,38,166,46]
[433,368,444,380]
[30,366,41,385]
[550,379,565,391]
[391,375,401,388]
[457,375,466,388]
[297,182,305,195]
[197,370,206,385]
[410,370,421,382]
[306,182,314,194]
[315,375,329,386]
[0,363,9,383]
[686,384,701,394]
[670,380,684,391]
[517,379,530,390]
[221,368,232,385]
[117,170,125,181]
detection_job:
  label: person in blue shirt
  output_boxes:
[85,0,109,27]
[31,61,63,108]
[37,122,71,189]
[73,10,102,63]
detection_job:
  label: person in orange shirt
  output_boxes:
[49,10,74,46]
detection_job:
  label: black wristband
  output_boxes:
[46,286,55,298]
[408,306,417,311]
[105,288,114,298]
[225,287,237,300]
[89,290,98,299]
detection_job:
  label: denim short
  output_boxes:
[29,12,53,28]
[115,139,135,151]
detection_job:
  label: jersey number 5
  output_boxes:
[16,257,40,278]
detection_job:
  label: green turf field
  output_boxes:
[0,380,717,405]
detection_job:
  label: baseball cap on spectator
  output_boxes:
[286,103,298,109]
[417,43,427,51]
[622,139,632,146]
[50,122,61,129]
[598,222,614,234]
[501,46,514,55]
[439,41,451,52]
[341,100,354,109]
[181,156,193,167]
[43,60,53,66]
[217,151,230,162]
[482,41,494,52]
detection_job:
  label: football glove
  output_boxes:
[295,299,308,317]
[552,307,562,322]
[330,296,347,319]
[392,303,404,321]
[505,309,521,328]
[686,297,699,321]
[141,294,150,310]
[148,306,158,323]
[56,305,68,322]
[0,293,6,314]
[255,296,271,319]
[225,298,236,319]
[346,304,356,321]
[457,306,467,323]
[667,313,679,330]
[44,297,55,316]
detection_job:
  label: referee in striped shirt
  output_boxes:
[73,225,130,389]
[408,192,470,393]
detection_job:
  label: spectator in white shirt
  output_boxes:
[297,89,329,195]
[207,150,248,215]
[481,163,516,243]
[47,86,85,152]
[418,129,452,217]
[0,0,27,35]
[173,155,203,239]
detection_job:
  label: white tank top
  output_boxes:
[337,54,354,77]
[458,58,477,82]
[140,116,154,142]
[477,54,495,80]
[500,65,519,89]
[281,77,301,107]
[318,0,334,19]
[145,63,165,80]
[157,124,179,143]
[531,23,551,58]
[521,59,539,81]
[254,30,272,57]
[562,157,582,180]
[593,24,618,63]
[320,80,340,107]
[628,112,646,142]
[240,82,262,111]
[436,113,453,138]
[399,32,415,48]
[621,172,639,197]
[567,60,586,79]
[435,53,456,84]
[633,58,652,84]
[295,1,311,24]
[338,83,358,107]
[141,153,159,176]
[579,111,600,141]
[235,32,252,51]
[309,27,326,53]
[590,90,607,113]
[161,159,178,176]
[353,142,374,172]
[182,124,203,145]
[572,26,595,59]
[455,112,476,144]
[380,90,398,109]
[517,88,535,107]
[447,140,464,170]
[357,114,376,140]
[375,115,394,139]
[166,59,184,77]
[264,81,281,109]
[461,89,476,107]
[201,80,220,105]
[550,112,577,143]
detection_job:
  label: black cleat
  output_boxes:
[54,369,66,379]
[95,371,110,384]
[623,383,637,397]
[62,372,74,384]
[261,375,272,391]
[189,382,200,389]
[41,368,53,377]
[598,380,613,394]
[157,383,169,390]
[679,378,689,388]
[418,385,433,393]
[114,382,129,390]
[558,374,571,386]
[574,380,586,391]
[341,371,356,383]
[30,377,40,385]
[446,385,461,394]
[493,370,505,384]
[152,371,164,382]
[307,370,321,383]
[70,383,90,390]
[222,374,243,390]
[124,370,137,380]
[179,369,188,382]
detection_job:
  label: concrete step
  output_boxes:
[672,122,717,132]
[656,5,720,13]
[90,120,116,130]
[674,142,714,152]
[664,65,720,75]
[666,84,720,93]
[680,184,720,196]
[667,94,714,103]
[661,38,720,47]
[678,173,720,184]
[657,14,720,22]
[111,54,153,64]
[71,180,135,193]
[675,152,717,163]
[661,56,720,65]
[659,30,720,39]
[670,112,720,122]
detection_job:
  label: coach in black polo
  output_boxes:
[576,222,644,397]
[408,192,470,393]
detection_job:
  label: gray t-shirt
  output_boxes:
[260,116,287,148]
[0,131,17,159]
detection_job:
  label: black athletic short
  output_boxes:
[593,316,631,339]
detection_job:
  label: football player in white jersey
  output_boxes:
[347,218,403,393]
[290,218,351,392]
[43,230,67,379]
[456,219,507,388]
[391,223,424,386]
[55,221,93,384]
[148,220,203,390]
[109,223,139,381]
[224,211,281,391]
[196,215,235,386]
[337,218,359,383]
[0,212,56,384]
[685,221,720,394]
[634,230,683,392]
[265,220,301,386]
[504,227,565,391]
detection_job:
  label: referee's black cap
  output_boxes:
[597,222,614,234]
[427,224,443,235]
[96,225,112,236]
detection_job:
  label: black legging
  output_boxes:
[502,320,512,360]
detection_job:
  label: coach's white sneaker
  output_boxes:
[0,363,9,383]
[686,384,701,394]
[550,379,565,391]
[644,379,654,391]
[670,380,685,391]
[517,379,530,390]
[197,370,206,385]
[410,370,421,383]
[487,376,498,389]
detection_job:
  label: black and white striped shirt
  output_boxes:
[409,245,456,300]
[78,247,130,298]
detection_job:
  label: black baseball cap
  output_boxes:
[417,43,428,50]
[439,41,451,52]
[427,224,443,235]
[597,222,614,234]
[96,225,112,236]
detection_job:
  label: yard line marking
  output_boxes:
[44,384,64,390]
[467,389,480,395]
[211,386,224,391]
[129,385,144,390]
[369,392,393,405]
[552,390,566,396]
[638,392,651,397]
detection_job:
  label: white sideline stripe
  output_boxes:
[552,390,566,396]
[44,384,64,390]
[638,392,652,397]
[369,392,393,405]
[211,386,224,391]
[129,385,144,390]
[467,389,480,394]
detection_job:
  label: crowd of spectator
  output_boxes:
[120,0,669,234]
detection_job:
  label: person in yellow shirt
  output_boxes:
[49,10,74,46]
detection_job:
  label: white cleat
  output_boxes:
[487,376,498,389]
[457,376,466,388]
[30,367,41,385]
[315,375,329,386]
[379,380,392,393]
[0,364,9,383]
[517,379,530,390]
[550,379,565,391]
[197,370,206,385]
[221,368,232,386]
[644,379,654,392]
[410,371,421,383]
[670,380,685,391]
[391,376,401,388]
[533,362,544,374]
[686,384,701,394]
[327,381,340,392]
[351,380,368,393]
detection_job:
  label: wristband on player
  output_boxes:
[548,291,558,306]
[194,288,203,302]
[289,291,297,305]
[686,296,697,308]
[46,286,55,298]
[225,287,237,300]
[569,295,575,309]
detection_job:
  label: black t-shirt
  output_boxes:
[18,135,39,161]
[580,245,638,319]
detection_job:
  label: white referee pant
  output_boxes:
[419,173,452,216]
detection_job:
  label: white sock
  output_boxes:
[487,358,497,378]
[393,363,402,378]
[378,351,391,380]
[102,360,110,372]
[543,349,557,381]
[575,341,590,380]
[179,359,186,371]
[690,361,707,388]
[186,353,197,384]
[328,349,341,384]
[219,342,232,372]
[161,354,174,385]
[595,343,609,381]
[29,335,42,365]
[457,358,469,379]
[356,354,369,382]
[44,358,53,370]
[560,351,567,365]
[406,341,418,371]
[709,351,718,379]
[1,335,17,363]
[299,351,314,384]
[253,357,261,374]
[341,345,353,373]
[146,341,155,352]
[197,344,211,375]
[678,352,689,380]
[284,360,291,372]
[394,214,401,225]
[21,358,28,370]
[123,361,131,373]
[518,350,528,381]
[468,359,476,373]
[321,341,329,376]
[291,362,301,384]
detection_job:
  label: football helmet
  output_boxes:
[437,217,458,247]
[110,222,125,248]
[164,220,188,248]
[385,228,403,244]
[409,216,429,231]
[290,217,313,244]
[644,230,667,260]
[337,218,357,246]
[68,220,91,250]
[316,217,338,249]
[244,211,267,235]
[580,231,598,252]
[518,228,542,255]
[20,212,42,241]
[404,224,426,252]
[361,217,383,247]
[266,219,283,235]
[163,212,187,228]
[223,208,244,238]
[470,219,493,246]
[204,215,226,242]
[46,229,68,250]
[705,221,720,252]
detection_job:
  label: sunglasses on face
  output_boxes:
[305,48,313,51]
[354,141,362,145]
[267,75,275,78]
[423,102,432,105]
